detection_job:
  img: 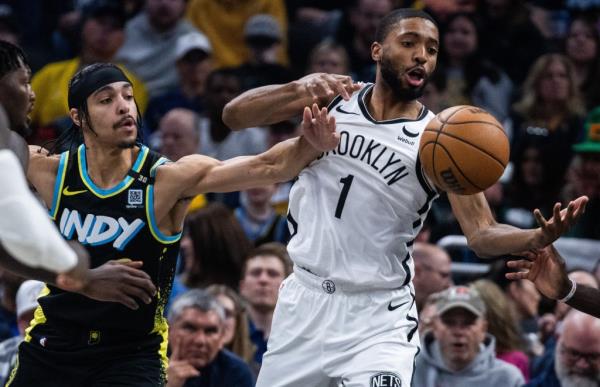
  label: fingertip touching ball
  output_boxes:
[419,105,510,195]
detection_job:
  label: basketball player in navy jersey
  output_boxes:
[223,9,588,387]
[6,58,344,386]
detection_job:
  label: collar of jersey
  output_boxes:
[358,84,429,124]
[78,144,149,198]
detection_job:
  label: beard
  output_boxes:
[380,54,427,102]
[555,352,600,387]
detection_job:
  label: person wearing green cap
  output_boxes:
[562,106,600,239]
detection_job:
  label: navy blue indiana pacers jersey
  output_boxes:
[26,144,180,347]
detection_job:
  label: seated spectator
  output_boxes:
[0,280,44,386]
[472,279,530,381]
[527,311,600,387]
[179,203,252,291]
[156,108,200,161]
[186,0,288,68]
[143,31,213,136]
[0,269,22,341]
[116,0,197,97]
[234,14,294,91]
[167,289,254,387]
[235,184,290,245]
[412,242,453,312]
[206,285,257,372]
[306,40,350,75]
[239,243,292,366]
[29,0,147,145]
[562,107,600,240]
[414,286,524,387]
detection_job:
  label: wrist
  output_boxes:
[558,278,577,303]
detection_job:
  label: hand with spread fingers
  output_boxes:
[302,103,340,152]
[298,73,362,104]
[505,245,571,300]
[532,196,588,248]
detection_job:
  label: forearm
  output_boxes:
[223,81,314,130]
[467,222,541,258]
[265,135,320,182]
[0,244,57,285]
[565,284,600,318]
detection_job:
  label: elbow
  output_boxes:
[222,101,244,131]
[465,229,494,259]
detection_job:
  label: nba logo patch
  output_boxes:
[370,372,401,387]
[128,189,143,206]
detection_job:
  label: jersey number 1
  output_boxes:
[335,174,354,219]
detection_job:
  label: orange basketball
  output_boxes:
[419,105,509,195]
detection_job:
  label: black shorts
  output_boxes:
[6,326,166,387]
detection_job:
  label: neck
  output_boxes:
[80,48,112,66]
[245,201,273,221]
[83,142,138,189]
[369,80,422,121]
[248,305,273,338]
[572,62,589,88]
[181,82,202,99]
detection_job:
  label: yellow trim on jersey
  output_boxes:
[77,145,150,198]
[23,286,51,343]
[151,291,169,373]
[5,352,19,386]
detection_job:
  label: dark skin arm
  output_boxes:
[506,245,600,319]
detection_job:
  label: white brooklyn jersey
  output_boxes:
[287,83,439,290]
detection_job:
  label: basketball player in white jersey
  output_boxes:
[223,9,588,387]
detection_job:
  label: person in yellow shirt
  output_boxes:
[186,0,288,68]
[30,0,147,143]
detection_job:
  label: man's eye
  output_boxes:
[100,98,112,104]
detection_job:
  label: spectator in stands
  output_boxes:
[414,285,524,387]
[0,280,44,386]
[564,13,600,110]
[186,0,288,68]
[180,203,252,291]
[156,108,200,162]
[562,107,600,240]
[418,291,441,337]
[235,184,290,246]
[0,4,19,45]
[234,14,293,91]
[504,140,562,229]
[0,269,22,341]
[437,12,513,122]
[167,289,254,387]
[509,53,586,182]
[306,40,350,75]
[472,279,530,381]
[116,0,197,97]
[413,242,453,312]
[143,31,213,136]
[478,0,548,83]
[527,311,600,387]
[334,0,393,82]
[29,0,147,145]
[206,285,257,371]
[505,279,541,338]
[239,242,291,366]
[198,69,268,161]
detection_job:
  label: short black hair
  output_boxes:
[0,41,28,79]
[375,8,438,43]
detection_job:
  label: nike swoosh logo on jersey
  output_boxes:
[335,105,359,115]
[402,125,420,138]
[62,186,88,196]
[387,300,409,311]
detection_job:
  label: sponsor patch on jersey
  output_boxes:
[370,372,401,387]
[128,189,143,206]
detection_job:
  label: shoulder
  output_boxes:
[33,59,77,82]
[493,358,525,383]
[218,350,254,380]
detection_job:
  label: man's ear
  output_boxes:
[371,42,382,62]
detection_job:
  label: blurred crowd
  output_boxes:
[0,0,599,386]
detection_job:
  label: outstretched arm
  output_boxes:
[223,72,360,130]
[506,246,600,319]
[448,192,588,258]
[163,103,339,199]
